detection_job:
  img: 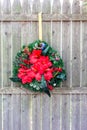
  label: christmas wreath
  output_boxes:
[10,40,66,96]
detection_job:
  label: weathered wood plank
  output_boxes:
[82,22,87,87]
[42,22,51,43]
[32,0,41,13]
[32,95,42,130]
[12,95,21,130]
[72,0,80,14]
[72,22,80,87]
[2,0,11,14]
[12,0,21,14]
[1,87,87,94]
[71,95,80,130]
[0,22,1,88]
[42,0,51,13]
[12,22,21,61]
[21,0,29,14]
[80,95,87,130]
[21,22,30,46]
[1,14,87,22]
[42,95,50,130]
[0,95,2,130]
[62,22,71,87]
[62,95,70,130]
[52,95,60,130]
[0,1,1,14]
[1,22,12,87]
[21,95,32,130]
[3,95,13,130]
[62,0,70,14]
[52,0,61,13]
[51,22,61,53]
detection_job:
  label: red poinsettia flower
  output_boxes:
[31,49,42,57]
[54,67,62,72]
[29,49,42,64]
[35,73,42,81]
[44,72,53,81]
[47,84,53,90]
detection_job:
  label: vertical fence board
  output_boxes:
[52,0,61,13]
[2,0,11,14]
[12,22,21,60]
[52,95,60,130]
[82,22,87,87]
[1,23,12,87]
[32,95,41,130]
[62,22,70,87]
[42,95,50,130]
[32,0,41,13]
[21,95,32,130]
[81,95,87,130]
[13,95,21,130]
[72,22,80,87]
[72,0,80,14]
[51,22,61,53]
[42,22,51,44]
[21,0,29,14]
[0,1,1,14]
[62,0,70,14]
[21,22,30,46]
[0,95,2,130]
[0,22,1,87]
[12,0,21,14]
[62,95,70,130]
[3,95,12,130]
[71,95,80,130]
[42,0,51,13]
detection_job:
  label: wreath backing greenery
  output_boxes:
[10,40,66,97]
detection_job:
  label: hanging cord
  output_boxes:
[38,12,42,41]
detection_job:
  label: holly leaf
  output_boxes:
[42,46,50,55]
[41,76,51,97]
[57,73,66,80]
[10,77,21,82]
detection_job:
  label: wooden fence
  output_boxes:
[0,0,87,129]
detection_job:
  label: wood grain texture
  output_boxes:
[3,95,13,130]
[80,95,87,130]
[21,0,29,14]
[62,0,70,14]
[72,0,80,14]
[12,0,21,14]
[21,95,32,130]
[32,95,42,130]
[0,22,1,87]
[52,0,61,13]
[12,95,21,130]
[82,22,87,87]
[2,0,11,14]
[0,95,2,130]
[62,22,71,87]
[1,22,12,87]
[71,95,80,130]
[72,22,80,87]
[62,95,70,130]
[42,95,50,130]
[1,14,87,22]
[52,95,60,130]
